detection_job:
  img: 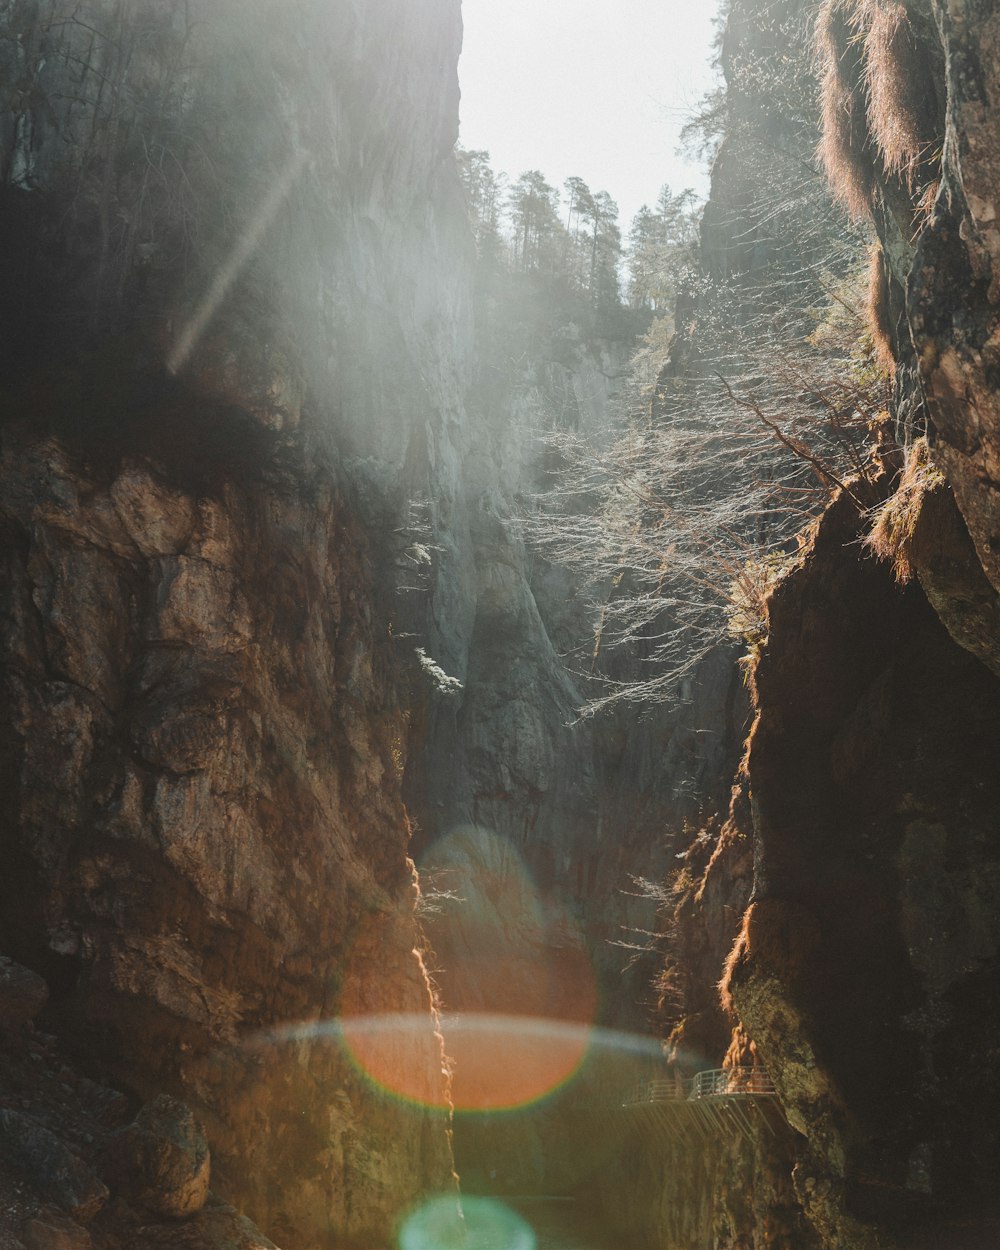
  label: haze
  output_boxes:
[458,0,720,227]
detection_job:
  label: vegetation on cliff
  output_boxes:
[521,0,889,716]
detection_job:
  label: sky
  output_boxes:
[457,0,722,232]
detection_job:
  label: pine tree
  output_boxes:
[626,186,700,311]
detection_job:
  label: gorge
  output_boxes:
[1,2,1000,1249]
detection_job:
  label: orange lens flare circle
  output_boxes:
[444,1013,592,1112]
[339,1012,595,1113]
[339,830,601,1111]
[339,1013,451,1111]
[338,909,453,1112]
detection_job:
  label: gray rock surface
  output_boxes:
[0,961,48,1032]
[0,1111,107,1224]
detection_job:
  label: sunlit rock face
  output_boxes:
[0,0,465,1244]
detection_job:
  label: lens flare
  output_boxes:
[398,1194,536,1250]
[409,827,601,1111]
[246,1017,672,1126]
[244,823,656,1113]
[338,1011,451,1111]
[167,146,308,375]
[441,1013,591,1113]
[339,1011,594,1112]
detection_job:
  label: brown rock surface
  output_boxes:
[587,1104,813,1250]
[726,484,1000,1249]
[21,1211,91,1250]
[0,0,464,1244]
[0,1017,285,1250]
[643,3,1000,1246]
[909,1,1000,599]
[0,420,453,1245]
[109,1097,210,1219]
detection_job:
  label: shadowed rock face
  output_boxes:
[910,2,1000,599]
[733,4,1000,1244]
[649,2,1000,1247]
[586,1103,814,1250]
[0,1,465,1244]
[728,485,1000,1249]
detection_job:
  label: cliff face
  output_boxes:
[0,2,467,1245]
[406,318,747,1188]
[909,0,1000,609]
[727,482,1000,1249]
[665,2,1000,1248]
[0,429,454,1247]
[588,1104,812,1250]
[411,328,742,1034]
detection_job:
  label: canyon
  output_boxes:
[1,1,1000,1249]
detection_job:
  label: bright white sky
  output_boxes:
[457,0,721,232]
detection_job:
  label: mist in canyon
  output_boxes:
[2,3,1000,1250]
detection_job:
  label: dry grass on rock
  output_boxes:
[817,0,934,217]
[866,437,945,582]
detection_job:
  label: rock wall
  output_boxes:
[411,329,741,1036]
[0,1,469,1245]
[658,2,1000,1248]
[0,427,455,1247]
[725,478,1000,1249]
[586,1101,813,1250]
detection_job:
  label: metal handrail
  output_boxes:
[688,1067,775,1099]
[624,1078,686,1104]
[624,1066,775,1106]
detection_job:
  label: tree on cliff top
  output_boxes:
[626,186,700,312]
[455,148,633,333]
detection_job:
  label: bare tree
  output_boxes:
[520,0,888,715]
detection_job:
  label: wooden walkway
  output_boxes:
[621,1067,784,1147]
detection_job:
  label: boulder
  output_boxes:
[110,1096,210,1219]
[142,1202,279,1250]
